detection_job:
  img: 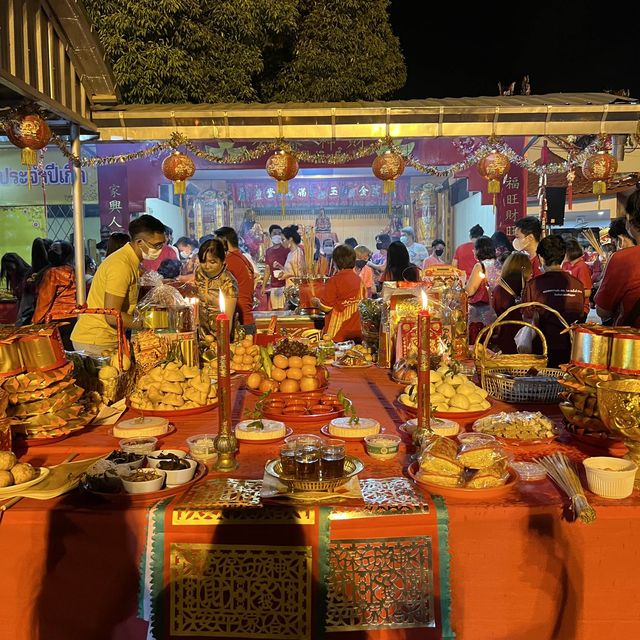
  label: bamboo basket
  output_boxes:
[474,302,571,400]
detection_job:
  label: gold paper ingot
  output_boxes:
[0,341,25,377]
[610,332,640,375]
[570,327,612,370]
[18,330,66,372]
[139,306,170,329]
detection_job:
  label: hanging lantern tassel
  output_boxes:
[582,151,618,213]
[162,152,195,215]
[593,180,607,209]
[477,151,510,212]
[567,168,575,210]
[382,179,396,194]
[276,180,289,195]
[281,193,286,220]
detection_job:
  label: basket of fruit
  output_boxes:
[245,338,328,395]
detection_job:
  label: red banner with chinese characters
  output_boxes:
[495,163,528,237]
[230,178,409,208]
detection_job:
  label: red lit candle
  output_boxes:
[417,289,431,430]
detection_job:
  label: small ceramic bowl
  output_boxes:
[121,468,166,494]
[119,437,158,454]
[185,434,217,466]
[105,451,145,473]
[162,458,198,487]
[146,449,188,469]
[364,434,401,460]
[583,457,637,499]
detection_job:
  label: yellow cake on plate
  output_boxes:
[113,416,169,438]
[328,417,380,438]
[235,419,286,441]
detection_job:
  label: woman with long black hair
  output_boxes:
[380,241,420,282]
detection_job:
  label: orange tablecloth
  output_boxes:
[1,367,639,639]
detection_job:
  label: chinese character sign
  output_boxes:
[98,163,129,229]
[231,179,409,207]
[495,164,527,236]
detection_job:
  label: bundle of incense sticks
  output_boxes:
[534,453,596,524]
[581,228,604,258]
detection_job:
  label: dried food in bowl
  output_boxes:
[364,434,401,460]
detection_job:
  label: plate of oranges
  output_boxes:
[245,353,329,395]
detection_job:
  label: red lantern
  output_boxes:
[266,151,299,194]
[477,150,510,194]
[162,151,195,195]
[582,151,618,201]
[5,113,51,170]
[372,151,405,194]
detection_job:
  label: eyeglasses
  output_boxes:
[142,239,165,250]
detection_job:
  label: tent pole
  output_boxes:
[71,125,86,305]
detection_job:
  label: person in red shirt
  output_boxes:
[311,245,365,342]
[452,224,483,279]
[596,192,640,327]
[523,235,584,367]
[513,216,543,277]
[562,238,592,319]
[215,226,256,333]
[261,225,290,310]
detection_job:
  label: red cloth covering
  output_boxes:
[319,269,365,341]
[563,258,593,314]
[530,254,543,277]
[32,266,77,323]
[594,245,640,326]
[224,249,255,325]
[452,241,476,278]
[141,244,180,273]
[264,244,289,288]
[2,368,640,639]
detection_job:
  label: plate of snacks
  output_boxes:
[0,453,50,495]
[261,390,349,424]
[408,435,517,499]
[397,365,492,418]
[332,345,374,368]
[321,417,383,441]
[234,419,293,444]
[471,411,558,445]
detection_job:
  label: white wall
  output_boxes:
[453,192,495,247]
[145,198,185,237]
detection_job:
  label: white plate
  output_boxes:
[0,467,50,495]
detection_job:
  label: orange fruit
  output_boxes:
[300,376,319,392]
[242,354,254,364]
[280,379,300,393]
[232,354,244,364]
[241,337,254,348]
[234,346,246,356]
[271,367,287,382]
[247,372,263,390]
[302,355,317,366]
[288,356,303,369]
[301,364,317,377]
[286,367,303,380]
[273,354,289,369]
[259,379,277,393]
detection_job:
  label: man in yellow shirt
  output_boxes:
[71,214,166,355]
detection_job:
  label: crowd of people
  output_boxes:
[2,192,639,368]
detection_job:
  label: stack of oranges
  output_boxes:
[230,336,261,372]
[246,354,324,394]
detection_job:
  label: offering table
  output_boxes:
[1,367,639,640]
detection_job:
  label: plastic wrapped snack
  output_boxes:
[419,450,464,476]
[423,435,458,461]
[457,441,506,470]
[466,459,510,489]
[472,411,556,440]
[417,470,465,487]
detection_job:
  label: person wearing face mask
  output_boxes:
[513,216,543,277]
[274,225,305,286]
[596,192,640,327]
[71,214,167,355]
[452,224,483,279]
[262,224,290,310]
[195,239,238,340]
[354,245,374,297]
[399,227,428,267]
[422,239,447,270]
[175,236,199,276]
[141,224,180,272]
[316,238,336,277]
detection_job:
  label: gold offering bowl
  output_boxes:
[597,379,640,484]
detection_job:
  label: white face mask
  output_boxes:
[271,235,282,244]
[400,235,408,245]
[512,237,527,253]
[141,240,162,261]
[179,251,191,260]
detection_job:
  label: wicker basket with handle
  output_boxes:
[474,301,571,398]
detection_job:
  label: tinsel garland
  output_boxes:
[0,109,607,175]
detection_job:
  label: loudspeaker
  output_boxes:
[547,187,566,225]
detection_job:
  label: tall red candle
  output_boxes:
[417,289,431,430]
[214,289,238,470]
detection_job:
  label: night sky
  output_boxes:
[389,2,640,100]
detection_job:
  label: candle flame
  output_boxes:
[219,289,225,314]
[421,289,428,310]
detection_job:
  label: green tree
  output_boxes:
[85,0,298,103]
[85,0,406,104]
[262,0,406,102]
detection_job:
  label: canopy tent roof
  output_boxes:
[0,0,119,132]
[92,93,640,141]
